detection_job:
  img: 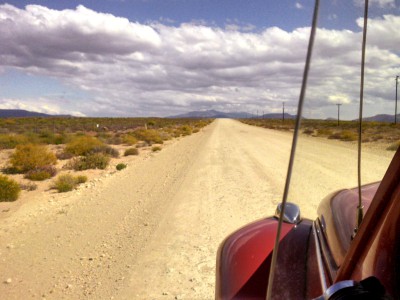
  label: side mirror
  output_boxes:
[274,202,301,224]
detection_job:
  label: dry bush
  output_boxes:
[316,128,333,137]
[89,145,119,158]
[52,174,85,193]
[152,146,162,152]
[19,182,38,191]
[124,148,139,156]
[122,135,138,145]
[133,129,163,145]
[0,175,21,202]
[24,166,57,181]
[387,141,400,151]
[0,134,29,149]
[67,153,110,171]
[10,144,57,173]
[65,136,104,156]
[303,128,314,135]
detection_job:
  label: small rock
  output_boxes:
[4,278,12,284]
[162,292,169,295]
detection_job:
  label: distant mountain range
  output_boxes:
[168,109,297,119]
[361,114,399,122]
[1,109,399,122]
[0,109,70,118]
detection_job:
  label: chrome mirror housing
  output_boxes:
[274,202,301,224]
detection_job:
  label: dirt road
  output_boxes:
[0,119,393,299]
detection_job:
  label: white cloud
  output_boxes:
[295,2,304,9]
[353,0,396,8]
[0,4,398,118]
[328,94,351,104]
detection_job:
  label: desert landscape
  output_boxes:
[0,118,396,299]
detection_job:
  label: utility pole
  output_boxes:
[395,75,399,124]
[336,103,342,126]
[282,102,285,123]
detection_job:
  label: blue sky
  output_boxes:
[0,1,399,117]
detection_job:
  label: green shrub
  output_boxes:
[116,163,127,171]
[152,146,162,152]
[68,153,110,171]
[124,148,139,156]
[0,175,21,202]
[24,166,57,181]
[10,144,57,173]
[387,141,400,151]
[52,174,77,193]
[65,136,103,156]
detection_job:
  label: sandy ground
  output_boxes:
[0,119,394,299]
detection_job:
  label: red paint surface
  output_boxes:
[216,218,294,299]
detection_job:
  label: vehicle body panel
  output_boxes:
[216,148,400,299]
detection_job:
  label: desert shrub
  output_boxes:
[340,130,358,141]
[0,134,29,149]
[105,135,123,145]
[52,174,77,193]
[19,182,38,191]
[152,146,162,152]
[328,130,357,141]
[39,132,68,145]
[193,128,199,133]
[303,128,314,135]
[316,128,333,136]
[133,129,163,145]
[180,125,193,136]
[10,144,57,173]
[24,166,57,181]
[116,163,127,171]
[75,175,88,184]
[124,148,139,156]
[56,151,74,160]
[387,141,400,151]
[68,153,110,171]
[0,175,21,202]
[122,135,138,146]
[65,136,104,156]
[89,145,119,158]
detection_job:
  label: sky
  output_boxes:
[0,0,399,118]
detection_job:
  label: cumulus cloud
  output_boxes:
[0,4,398,118]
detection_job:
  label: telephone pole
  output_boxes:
[395,75,399,124]
[282,102,285,123]
[336,103,342,126]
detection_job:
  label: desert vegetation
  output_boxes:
[0,117,212,201]
[241,119,400,150]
